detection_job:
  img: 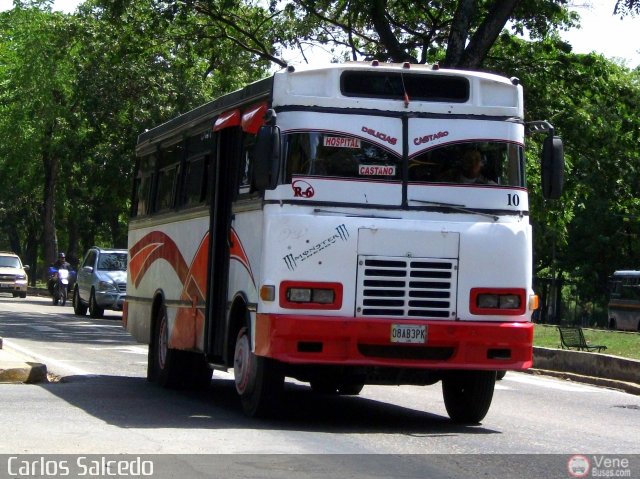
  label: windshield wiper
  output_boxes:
[409,199,499,221]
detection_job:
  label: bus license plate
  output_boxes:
[390,324,427,344]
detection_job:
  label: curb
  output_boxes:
[533,346,640,385]
[0,361,48,384]
[0,338,48,384]
[527,369,640,396]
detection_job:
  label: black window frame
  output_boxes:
[340,71,470,103]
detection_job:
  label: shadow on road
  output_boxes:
[36,374,500,436]
[1,295,499,436]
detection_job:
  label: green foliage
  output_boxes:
[0,0,638,312]
[487,34,640,310]
[0,0,268,271]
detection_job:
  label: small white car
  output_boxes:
[73,247,127,318]
[0,252,29,298]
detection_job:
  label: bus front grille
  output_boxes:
[356,256,457,319]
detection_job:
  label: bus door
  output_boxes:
[205,113,244,362]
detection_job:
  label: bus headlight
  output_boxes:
[279,281,343,310]
[470,288,526,315]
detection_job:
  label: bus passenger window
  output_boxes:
[156,165,179,211]
[183,155,207,207]
[134,174,153,216]
[133,154,156,217]
[240,133,257,195]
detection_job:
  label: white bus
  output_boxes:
[125,62,564,423]
[608,270,640,331]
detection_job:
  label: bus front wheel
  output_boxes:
[442,370,496,424]
[234,325,283,417]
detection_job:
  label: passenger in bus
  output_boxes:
[458,149,495,184]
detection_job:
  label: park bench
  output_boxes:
[557,326,607,353]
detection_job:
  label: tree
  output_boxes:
[0,5,79,276]
[92,1,577,70]
[0,0,270,276]
[614,0,640,16]
[487,34,640,320]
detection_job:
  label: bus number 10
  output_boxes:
[507,193,520,206]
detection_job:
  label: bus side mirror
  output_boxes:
[541,135,564,200]
[253,124,281,191]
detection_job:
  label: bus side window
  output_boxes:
[239,132,257,195]
[183,155,207,207]
[132,154,156,217]
[154,143,183,212]
[156,164,180,212]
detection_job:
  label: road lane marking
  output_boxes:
[505,373,606,393]
[85,346,147,355]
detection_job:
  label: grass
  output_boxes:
[534,324,640,361]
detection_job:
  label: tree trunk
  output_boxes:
[369,0,417,63]
[457,0,520,70]
[25,228,39,287]
[42,133,59,279]
[444,0,475,67]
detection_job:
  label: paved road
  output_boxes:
[1,294,639,478]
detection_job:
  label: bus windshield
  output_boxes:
[285,132,524,187]
[410,142,524,187]
[285,132,402,182]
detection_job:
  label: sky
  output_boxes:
[0,0,638,68]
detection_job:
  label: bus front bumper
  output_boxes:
[255,314,533,370]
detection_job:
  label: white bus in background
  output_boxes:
[125,62,564,424]
[608,270,640,331]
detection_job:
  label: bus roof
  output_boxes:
[136,62,524,155]
[136,76,273,153]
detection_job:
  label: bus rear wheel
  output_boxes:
[234,325,283,417]
[442,370,496,424]
[148,303,211,389]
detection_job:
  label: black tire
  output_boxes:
[234,324,284,417]
[337,382,365,395]
[19,292,26,298]
[442,370,496,424]
[89,289,104,318]
[608,318,617,330]
[52,285,59,305]
[310,378,339,394]
[73,287,88,316]
[147,303,211,389]
[496,370,507,380]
